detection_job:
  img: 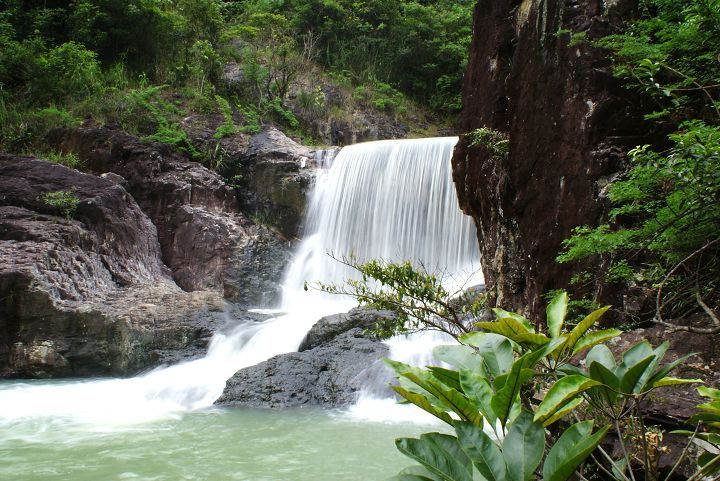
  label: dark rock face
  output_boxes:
[215,328,389,408]
[298,307,394,352]
[452,0,645,317]
[49,127,291,304]
[235,128,314,238]
[0,156,227,377]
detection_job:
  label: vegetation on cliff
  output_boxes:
[559,0,719,332]
[0,0,472,159]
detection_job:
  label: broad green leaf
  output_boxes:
[699,386,720,399]
[650,377,703,388]
[542,421,610,481]
[564,306,611,353]
[502,411,545,481]
[434,345,484,372]
[385,359,481,425]
[534,375,601,423]
[585,344,616,370]
[455,422,507,481]
[571,329,622,355]
[546,291,568,338]
[424,380,484,426]
[645,353,694,389]
[396,433,473,481]
[460,369,497,425]
[490,336,565,426]
[478,318,550,346]
[541,397,584,427]
[633,342,669,391]
[587,361,620,406]
[618,341,654,370]
[391,385,453,425]
[390,465,444,481]
[428,366,462,392]
[490,309,534,329]
[618,355,656,394]
[459,333,514,376]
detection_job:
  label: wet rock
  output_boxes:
[235,128,314,238]
[215,328,389,408]
[0,155,228,378]
[298,307,394,352]
[48,127,291,303]
[452,0,649,317]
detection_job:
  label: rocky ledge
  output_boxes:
[0,156,230,377]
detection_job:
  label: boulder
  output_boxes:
[215,328,389,408]
[298,307,394,351]
[0,156,227,377]
[235,128,314,238]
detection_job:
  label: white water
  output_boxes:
[0,136,481,427]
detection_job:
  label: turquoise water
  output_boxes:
[0,391,437,481]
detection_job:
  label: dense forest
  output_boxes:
[0,0,473,158]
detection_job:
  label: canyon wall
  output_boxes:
[453,0,646,317]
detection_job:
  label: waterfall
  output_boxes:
[0,137,481,426]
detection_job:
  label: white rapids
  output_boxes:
[0,136,482,427]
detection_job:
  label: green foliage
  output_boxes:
[31,41,102,103]
[559,121,720,321]
[310,255,487,339]
[467,128,510,161]
[42,151,83,170]
[213,95,237,139]
[380,290,708,481]
[41,190,79,219]
[558,0,720,327]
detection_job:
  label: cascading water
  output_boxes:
[0,136,481,427]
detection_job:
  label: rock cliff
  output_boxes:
[452,0,646,317]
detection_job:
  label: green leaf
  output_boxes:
[390,466,444,481]
[698,452,720,476]
[571,329,622,355]
[396,433,473,481]
[645,353,694,389]
[564,306,611,353]
[698,386,720,399]
[534,375,601,424]
[585,344,617,370]
[459,369,497,425]
[541,397,584,427]
[490,309,534,329]
[491,340,565,425]
[502,411,545,481]
[459,333,514,377]
[546,292,568,338]
[428,367,462,392]
[650,377,703,388]
[618,354,656,394]
[391,385,454,425]
[542,421,610,481]
[478,317,550,346]
[434,345,484,372]
[455,422,507,481]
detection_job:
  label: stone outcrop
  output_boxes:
[452,0,646,317]
[298,307,395,352]
[234,128,314,238]
[0,156,227,377]
[49,127,291,306]
[215,328,388,408]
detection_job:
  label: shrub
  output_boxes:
[32,41,102,102]
[41,190,79,219]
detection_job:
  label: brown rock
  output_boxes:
[452,0,649,317]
